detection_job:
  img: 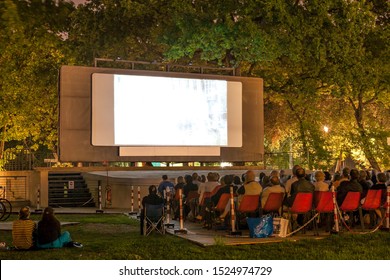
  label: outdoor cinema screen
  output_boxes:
[91,73,242,147]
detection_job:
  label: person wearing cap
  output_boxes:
[12,206,37,250]
[140,185,164,235]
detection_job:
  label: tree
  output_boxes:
[0,0,75,168]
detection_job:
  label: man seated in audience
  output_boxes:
[286,167,315,208]
[261,175,285,208]
[140,185,164,235]
[237,170,263,202]
[370,172,387,225]
[336,169,363,206]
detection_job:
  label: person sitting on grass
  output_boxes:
[12,206,37,250]
[37,207,82,249]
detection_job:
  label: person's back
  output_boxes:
[336,169,363,205]
[313,171,329,192]
[371,172,387,205]
[287,168,314,207]
[261,176,285,208]
[158,175,175,197]
[285,165,301,196]
[38,216,61,245]
[37,207,77,249]
[12,206,36,250]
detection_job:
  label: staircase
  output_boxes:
[48,172,95,207]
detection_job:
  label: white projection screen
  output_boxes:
[91,73,242,147]
[59,66,264,162]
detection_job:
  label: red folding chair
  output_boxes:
[261,192,284,217]
[236,195,260,229]
[288,192,313,233]
[313,191,334,234]
[339,191,363,229]
[361,189,382,229]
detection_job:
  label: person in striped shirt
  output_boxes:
[12,206,37,250]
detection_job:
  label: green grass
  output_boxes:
[1,213,389,260]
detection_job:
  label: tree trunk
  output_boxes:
[349,95,381,172]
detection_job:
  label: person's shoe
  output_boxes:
[72,242,83,248]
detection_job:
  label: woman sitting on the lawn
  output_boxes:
[37,207,82,249]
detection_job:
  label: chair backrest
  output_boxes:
[210,185,222,196]
[199,191,211,206]
[339,192,361,211]
[315,191,334,213]
[314,191,323,208]
[214,193,231,212]
[186,191,199,202]
[238,195,260,213]
[145,203,164,223]
[362,189,382,210]
[290,192,313,214]
[262,192,284,212]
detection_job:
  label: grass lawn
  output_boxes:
[1,213,389,260]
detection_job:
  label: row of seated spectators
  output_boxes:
[151,167,389,230]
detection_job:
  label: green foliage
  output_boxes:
[0,0,389,170]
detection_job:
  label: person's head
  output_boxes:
[262,176,270,186]
[224,174,234,186]
[359,170,368,181]
[148,185,157,195]
[324,171,332,181]
[192,172,199,181]
[270,175,280,186]
[162,175,168,181]
[177,176,184,184]
[233,175,242,185]
[296,167,306,179]
[245,170,256,183]
[200,174,206,182]
[41,207,55,221]
[270,170,278,177]
[350,169,359,180]
[292,165,301,176]
[207,172,217,182]
[19,206,31,220]
[342,167,350,178]
[377,172,386,183]
[184,174,193,184]
[314,171,325,182]
[333,173,341,182]
[279,169,285,177]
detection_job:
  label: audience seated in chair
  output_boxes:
[336,169,363,206]
[140,185,164,235]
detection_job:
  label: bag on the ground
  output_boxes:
[272,217,289,237]
[246,215,273,238]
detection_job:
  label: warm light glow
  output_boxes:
[323,126,329,133]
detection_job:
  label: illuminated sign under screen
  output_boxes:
[92,73,242,147]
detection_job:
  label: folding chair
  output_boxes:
[361,189,382,229]
[260,192,284,217]
[236,195,260,229]
[143,203,165,236]
[313,191,334,234]
[288,192,313,233]
[339,191,363,229]
[205,193,231,229]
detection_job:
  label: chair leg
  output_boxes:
[359,208,365,230]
